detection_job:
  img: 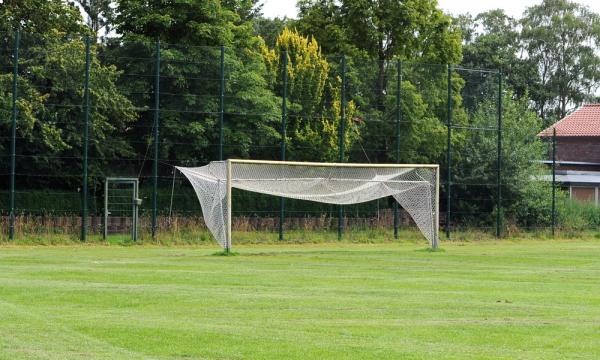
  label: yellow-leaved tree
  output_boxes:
[262,28,360,161]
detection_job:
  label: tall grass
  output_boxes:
[558,199,600,231]
[2,203,599,245]
[0,213,425,245]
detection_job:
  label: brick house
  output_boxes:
[538,104,600,205]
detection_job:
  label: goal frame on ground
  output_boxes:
[224,159,440,251]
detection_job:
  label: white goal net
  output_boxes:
[176,160,439,249]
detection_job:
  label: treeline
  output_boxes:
[0,0,463,186]
[1,0,599,227]
[456,1,600,125]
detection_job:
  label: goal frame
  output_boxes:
[224,159,440,250]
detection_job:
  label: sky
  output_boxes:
[260,0,600,19]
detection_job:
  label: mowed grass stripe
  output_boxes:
[0,241,599,359]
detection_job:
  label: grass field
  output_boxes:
[0,239,599,359]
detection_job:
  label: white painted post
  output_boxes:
[226,159,232,253]
[434,165,440,249]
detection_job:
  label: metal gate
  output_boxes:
[103,177,141,241]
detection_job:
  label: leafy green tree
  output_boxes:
[70,0,116,37]
[461,10,520,70]
[521,0,600,122]
[452,92,550,226]
[254,16,293,47]
[295,0,464,165]
[111,0,279,164]
[296,0,351,55]
[0,0,136,188]
[222,0,263,21]
[115,0,238,45]
[453,13,476,45]
[388,78,449,164]
[458,10,536,104]
[297,0,462,107]
[0,0,85,35]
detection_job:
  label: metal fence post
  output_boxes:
[445,64,452,239]
[279,50,287,241]
[338,56,347,241]
[393,59,402,239]
[552,127,557,236]
[151,40,160,239]
[219,45,225,161]
[496,70,503,238]
[9,30,20,241]
[81,36,91,241]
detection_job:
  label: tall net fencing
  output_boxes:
[450,67,502,236]
[2,29,581,243]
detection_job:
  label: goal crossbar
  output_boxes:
[228,159,439,168]
[177,159,440,250]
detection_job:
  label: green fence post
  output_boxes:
[552,127,556,236]
[393,59,402,239]
[9,30,20,241]
[151,40,160,239]
[445,64,452,239]
[219,45,225,161]
[338,56,346,241]
[496,70,503,238]
[81,36,91,241]
[279,50,287,241]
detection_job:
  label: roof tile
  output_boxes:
[538,104,600,137]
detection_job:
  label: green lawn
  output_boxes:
[0,240,599,359]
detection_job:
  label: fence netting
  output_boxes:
[1,30,576,243]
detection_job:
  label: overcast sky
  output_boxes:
[261,0,600,19]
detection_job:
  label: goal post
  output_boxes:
[178,159,440,250]
[226,159,233,252]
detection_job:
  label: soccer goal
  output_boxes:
[177,159,440,250]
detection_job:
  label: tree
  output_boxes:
[453,13,476,45]
[296,0,350,55]
[458,10,536,103]
[254,16,293,47]
[521,0,600,122]
[222,0,262,21]
[115,0,238,45]
[466,9,520,66]
[70,0,116,38]
[0,0,86,35]
[452,92,549,226]
[0,0,136,188]
[111,0,280,164]
[297,0,462,108]
[262,28,359,161]
[295,0,464,165]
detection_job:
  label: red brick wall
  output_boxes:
[556,136,600,171]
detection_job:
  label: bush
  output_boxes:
[510,174,567,227]
[558,199,600,231]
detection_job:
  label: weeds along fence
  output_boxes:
[0,30,586,243]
